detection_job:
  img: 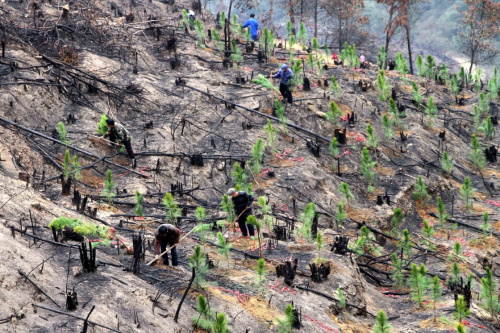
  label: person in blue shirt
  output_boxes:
[272,64,294,104]
[242,14,259,41]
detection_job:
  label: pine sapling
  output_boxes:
[315,231,325,264]
[361,147,376,188]
[296,202,315,240]
[408,263,428,308]
[189,244,208,289]
[480,266,499,319]
[388,98,404,128]
[450,262,460,285]
[258,196,273,235]
[297,22,308,46]
[436,196,450,228]
[453,295,470,323]
[264,119,279,154]
[411,81,424,111]
[339,182,353,207]
[246,215,263,257]
[216,232,232,269]
[452,241,463,258]
[254,258,267,293]
[425,96,438,127]
[195,19,206,48]
[102,169,115,206]
[373,310,392,333]
[377,46,387,70]
[399,229,413,263]
[416,55,424,77]
[193,295,213,330]
[275,304,295,333]
[470,134,485,170]
[329,137,339,170]
[479,92,490,114]
[325,101,342,126]
[377,70,391,102]
[366,124,380,150]
[441,151,454,175]
[335,202,347,231]
[333,289,345,310]
[422,219,435,250]
[330,75,341,99]
[391,253,404,288]
[481,212,491,239]
[456,323,466,333]
[391,207,404,234]
[252,74,279,93]
[382,113,394,139]
[164,192,181,225]
[232,162,248,188]
[220,194,235,230]
[72,155,82,181]
[251,138,264,175]
[479,116,495,141]
[412,176,431,206]
[195,206,211,251]
[460,177,474,211]
[212,312,229,333]
[473,68,482,91]
[62,149,72,181]
[430,275,442,322]
[97,114,109,135]
[360,225,381,255]
[348,236,367,256]
[57,122,70,145]
[451,74,460,101]
[424,55,436,81]
[134,190,144,218]
[274,99,288,131]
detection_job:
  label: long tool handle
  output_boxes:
[146,227,197,266]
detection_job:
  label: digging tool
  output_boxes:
[146,226,197,266]
[87,135,122,147]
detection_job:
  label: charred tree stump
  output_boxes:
[131,233,143,274]
[311,212,319,238]
[66,291,78,311]
[273,225,288,241]
[331,236,349,254]
[334,128,347,144]
[306,141,320,157]
[61,175,71,196]
[485,145,498,163]
[72,190,81,210]
[79,240,96,273]
[303,77,311,91]
[276,258,298,286]
[309,262,331,282]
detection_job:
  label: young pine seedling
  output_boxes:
[220,194,235,230]
[72,155,82,181]
[399,229,413,263]
[470,134,485,170]
[263,119,279,154]
[232,162,248,188]
[134,191,144,218]
[163,192,181,225]
[212,312,229,333]
[361,147,376,188]
[96,114,109,135]
[479,116,495,141]
[102,169,115,206]
[480,266,499,319]
[246,215,263,257]
[411,81,424,111]
[391,207,404,235]
[335,202,348,231]
[373,310,392,333]
[330,75,341,99]
[376,71,391,102]
[449,262,461,285]
[251,138,264,175]
[460,177,475,211]
[390,253,404,289]
[425,96,438,127]
[329,137,339,170]
[366,124,380,150]
[336,288,346,309]
[189,244,208,289]
[481,212,491,239]
[408,263,427,308]
[436,196,450,227]
[421,219,435,250]
[57,122,70,146]
[315,231,325,264]
[441,151,454,176]
[430,275,443,322]
[216,232,232,269]
[192,295,213,330]
[453,295,470,323]
[325,101,342,126]
[62,150,72,181]
[339,182,353,207]
[382,113,394,139]
[275,304,296,333]
[195,206,211,251]
[412,176,431,206]
[254,258,267,295]
[296,202,316,240]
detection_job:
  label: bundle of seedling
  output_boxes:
[49,217,114,247]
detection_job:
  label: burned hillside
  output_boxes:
[1,1,500,333]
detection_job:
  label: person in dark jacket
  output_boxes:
[101,118,136,169]
[228,188,255,237]
[154,224,181,266]
[272,64,294,104]
[242,13,259,41]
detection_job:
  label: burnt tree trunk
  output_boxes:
[405,24,414,75]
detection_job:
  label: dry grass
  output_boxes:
[468,236,500,250]
[419,317,455,330]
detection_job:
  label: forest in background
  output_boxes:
[205,0,500,77]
